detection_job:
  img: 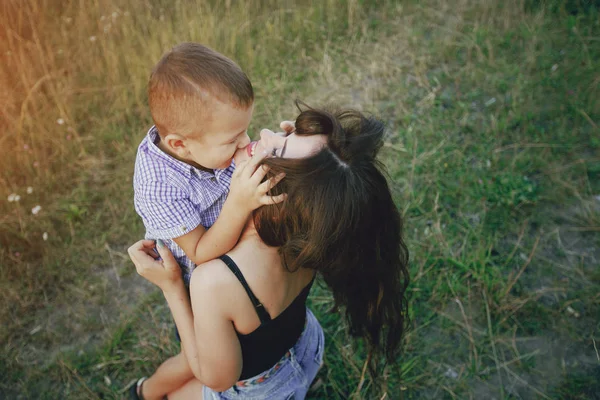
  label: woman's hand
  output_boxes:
[128,239,184,293]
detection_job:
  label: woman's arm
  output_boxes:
[169,261,242,391]
[128,240,242,391]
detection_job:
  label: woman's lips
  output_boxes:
[246,141,258,157]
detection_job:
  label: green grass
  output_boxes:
[1,0,599,398]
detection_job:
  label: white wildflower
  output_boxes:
[551,64,558,72]
[89,36,97,42]
[444,367,459,379]
[26,187,33,194]
[566,306,580,318]
[29,325,42,335]
[57,118,65,125]
[42,232,48,241]
[8,193,17,202]
[31,205,42,215]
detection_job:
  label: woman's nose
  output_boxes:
[259,129,286,150]
[259,129,274,144]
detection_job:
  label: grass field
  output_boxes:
[1,0,599,398]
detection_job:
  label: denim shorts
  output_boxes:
[202,308,324,400]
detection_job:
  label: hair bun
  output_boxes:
[295,104,384,164]
[341,113,384,162]
[295,108,336,136]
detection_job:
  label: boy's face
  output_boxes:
[183,100,253,170]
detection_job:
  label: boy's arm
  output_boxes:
[175,151,286,265]
[172,196,249,266]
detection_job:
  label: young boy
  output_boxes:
[131,42,286,399]
[134,42,284,285]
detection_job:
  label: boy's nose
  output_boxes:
[238,133,251,148]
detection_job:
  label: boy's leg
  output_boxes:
[165,378,205,400]
[140,350,195,400]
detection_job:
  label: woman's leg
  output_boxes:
[141,350,195,400]
[167,379,204,400]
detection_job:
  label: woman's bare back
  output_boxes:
[220,234,316,335]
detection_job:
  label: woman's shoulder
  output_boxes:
[189,258,239,295]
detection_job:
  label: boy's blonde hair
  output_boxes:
[148,42,254,137]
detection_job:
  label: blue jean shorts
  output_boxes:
[202,308,325,400]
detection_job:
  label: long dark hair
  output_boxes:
[254,103,410,376]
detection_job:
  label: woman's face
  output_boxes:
[234,128,327,164]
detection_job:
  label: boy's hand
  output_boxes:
[229,149,286,211]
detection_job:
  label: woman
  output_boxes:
[128,105,410,399]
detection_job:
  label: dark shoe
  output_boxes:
[129,377,147,400]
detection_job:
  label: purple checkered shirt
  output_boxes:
[133,126,235,284]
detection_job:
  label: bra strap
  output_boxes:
[218,255,271,324]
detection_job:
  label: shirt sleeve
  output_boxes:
[134,180,204,240]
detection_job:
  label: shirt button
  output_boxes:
[210,177,216,182]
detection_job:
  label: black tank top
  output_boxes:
[218,255,314,380]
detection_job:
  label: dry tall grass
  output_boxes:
[0,0,372,322]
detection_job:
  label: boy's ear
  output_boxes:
[163,133,189,156]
